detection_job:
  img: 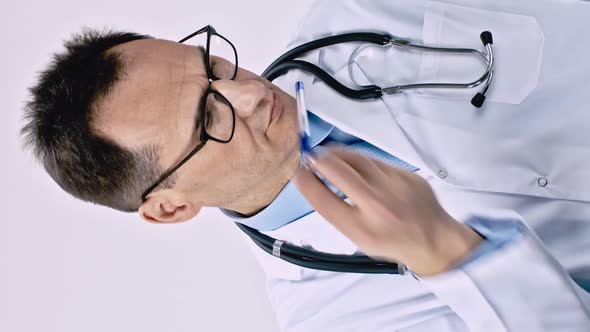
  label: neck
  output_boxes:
[224,153,300,217]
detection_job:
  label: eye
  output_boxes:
[212,61,230,77]
[205,109,213,128]
[213,94,224,103]
[210,56,235,79]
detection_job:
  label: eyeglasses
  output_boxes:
[141,25,239,202]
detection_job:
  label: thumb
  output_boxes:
[293,164,353,226]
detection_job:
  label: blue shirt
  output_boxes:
[221,112,521,269]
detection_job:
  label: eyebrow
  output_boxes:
[191,46,207,138]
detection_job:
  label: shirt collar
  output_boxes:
[219,112,334,231]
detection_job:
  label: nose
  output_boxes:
[211,79,269,118]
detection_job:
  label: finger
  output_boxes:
[308,149,379,206]
[293,165,362,237]
[370,157,417,188]
[323,147,386,183]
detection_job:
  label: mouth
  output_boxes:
[267,90,282,130]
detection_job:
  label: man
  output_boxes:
[22,0,590,331]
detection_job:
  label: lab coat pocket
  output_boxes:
[419,1,544,104]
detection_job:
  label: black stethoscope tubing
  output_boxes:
[235,30,494,275]
[236,32,418,276]
[262,32,388,100]
[237,223,403,274]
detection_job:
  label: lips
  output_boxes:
[268,91,282,129]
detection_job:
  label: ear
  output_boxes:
[138,192,202,224]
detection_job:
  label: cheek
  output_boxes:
[221,133,274,179]
[210,131,260,177]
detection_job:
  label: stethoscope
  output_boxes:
[236,30,496,276]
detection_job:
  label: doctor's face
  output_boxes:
[93,39,301,223]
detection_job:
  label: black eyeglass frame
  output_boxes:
[141,25,238,202]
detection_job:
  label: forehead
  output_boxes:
[92,39,208,147]
[112,38,206,81]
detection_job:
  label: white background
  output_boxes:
[0,1,314,331]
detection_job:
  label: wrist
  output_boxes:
[412,216,485,276]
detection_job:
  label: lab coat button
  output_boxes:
[537,177,548,187]
[437,168,448,179]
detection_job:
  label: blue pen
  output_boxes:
[295,81,312,165]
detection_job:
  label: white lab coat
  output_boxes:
[239,0,590,331]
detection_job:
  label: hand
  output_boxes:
[294,147,484,276]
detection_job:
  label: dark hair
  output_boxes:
[21,28,176,212]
